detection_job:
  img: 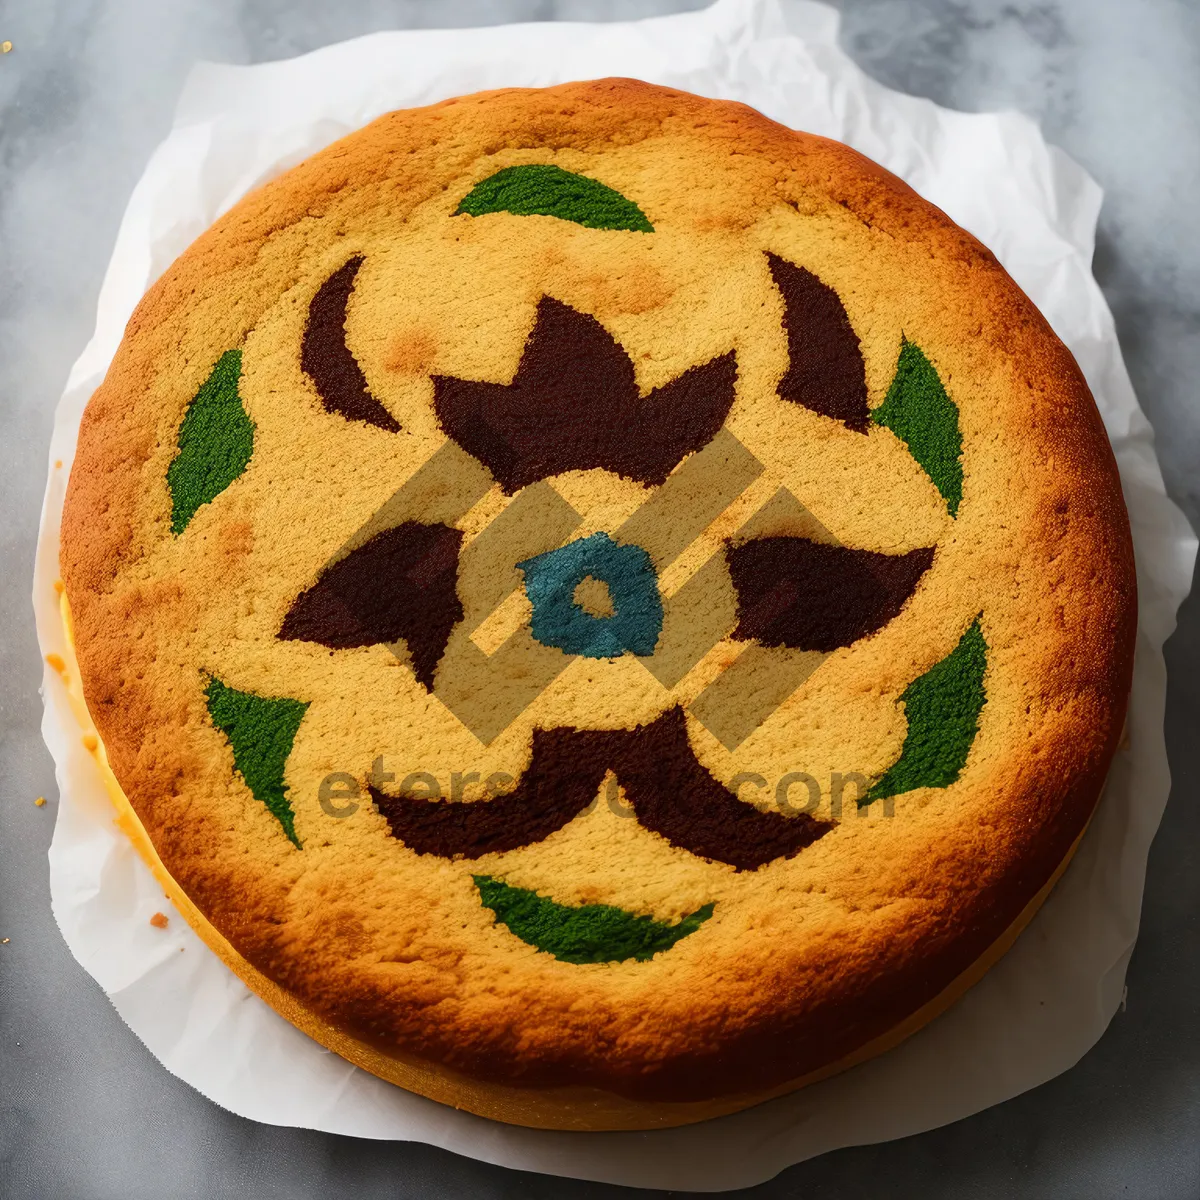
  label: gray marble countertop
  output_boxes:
[1,2,1197,1197]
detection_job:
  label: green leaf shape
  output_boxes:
[473,875,713,964]
[865,618,988,804]
[872,338,964,517]
[456,165,654,232]
[168,349,255,534]
[205,677,309,847]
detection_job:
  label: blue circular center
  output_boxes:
[517,532,663,659]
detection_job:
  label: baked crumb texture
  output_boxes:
[60,79,1135,1120]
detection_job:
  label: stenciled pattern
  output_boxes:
[473,875,713,964]
[302,256,401,432]
[371,706,834,871]
[872,337,964,516]
[768,252,870,431]
[432,296,737,493]
[279,521,464,691]
[519,532,664,659]
[205,677,309,847]
[183,164,985,966]
[456,164,654,232]
[726,538,934,653]
[168,350,254,535]
[865,618,988,804]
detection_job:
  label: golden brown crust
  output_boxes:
[60,79,1136,1114]
[76,693,1086,1128]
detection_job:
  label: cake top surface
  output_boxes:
[60,78,1135,1104]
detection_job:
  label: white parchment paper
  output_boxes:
[33,0,1197,1189]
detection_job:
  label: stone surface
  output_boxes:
[0,2,1196,1197]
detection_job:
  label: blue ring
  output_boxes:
[518,532,663,659]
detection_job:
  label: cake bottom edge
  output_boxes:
[56,594,1089,1131]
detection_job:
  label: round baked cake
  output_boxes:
[59,79,1136,1129]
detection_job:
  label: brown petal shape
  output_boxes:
[727,536,934,652]
[767,252,870,431]
[372,725,608,859]
[432,296,737,493]
[302,256,401,432]
[279,521,462,690]
[371,706,831,870]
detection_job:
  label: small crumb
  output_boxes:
[53,579,65,594]
[150,912,169,929]
[1,938,9,945]
[82,733,98,752]
[54,459,63,468]
[34,796,46,808]
[1,41,12,54]
[45,653,66,673]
